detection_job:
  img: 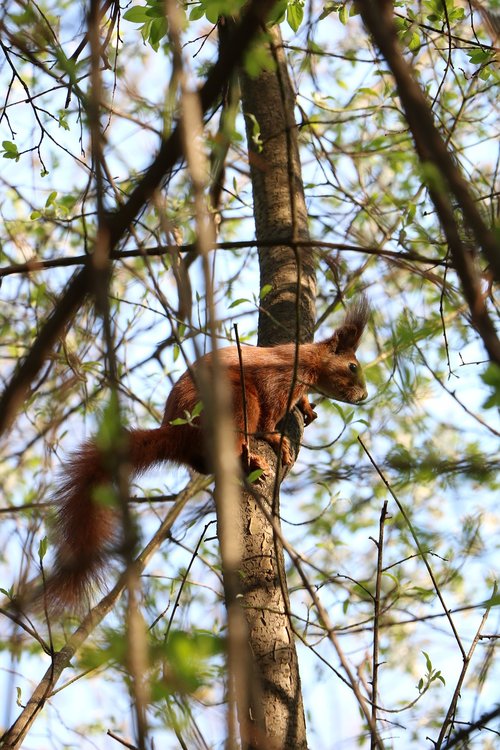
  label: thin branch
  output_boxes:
[0,0,282,438]
[356,0,500,364]
[370,501,389,749]
[0,239,450,279]
[0,476,208,750]
[358,437,466,660]
[435,602,492,748]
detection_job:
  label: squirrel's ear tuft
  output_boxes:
[329,295,370,352]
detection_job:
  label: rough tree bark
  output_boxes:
[235,24,316,750]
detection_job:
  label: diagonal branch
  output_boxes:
[0,477,208,750]
[356,0,500,364]
[0,0,280,437]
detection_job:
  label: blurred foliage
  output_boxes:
[0,0,498,748]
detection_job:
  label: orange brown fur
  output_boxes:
[47,299,369,611]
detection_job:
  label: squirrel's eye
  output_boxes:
[349,362,358,373]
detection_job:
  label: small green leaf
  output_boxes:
[2,140,18,153]
[145,4,165,18]
[38,536,48,560]
[339,3,348,24]
[407,31,421,52]
[123,5,151,23]
[45,191,57,208]
[244,112,262,150]
[268,0,287,24]
[229,298,249,308]
[247,468,264,483]
[319,1,341,21]
[422,650,432,673]
[259,284,272,300]
[466,48,492,65]
[30,210,42,220]
[2,140,20,161]
[287,0,304,32]
[170,417,188,426]
[483,593,500,608]
[189,4,205,20]
[191,401,204,418]
[149,16,168,46]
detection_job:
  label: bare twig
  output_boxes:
[358,437,466,659]
[435,601,492,748]
[0,476,207,749]
[356,0,500,364]
[371,501,389,749]
[0,0,281,437]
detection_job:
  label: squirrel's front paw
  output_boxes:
[297,396,318,426]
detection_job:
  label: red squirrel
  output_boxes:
[48,299,368,611]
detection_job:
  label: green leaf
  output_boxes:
[319,1,341,21]
[244,41,275,79]
[58,111,70,131]
[191,400,204,418]
[466,48,492,65]
[247,468,264,483]
[287,0,304,32]
[259,284,272,300]
[170,417,188,425]
[2,140,20,161]
[268,0,287,24]
[45,191,57,208]
[422,650,432,673]
[483,593,500,608]
[2,140,18,154]
[228,298,249,308]
[123,5,151,23]
[38,536,48,560]
[189,4,205,20]
[145,4,165,18]
[407,31,421,52]
[149,17,168,46]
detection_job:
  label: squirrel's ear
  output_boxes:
[327,296,370,352]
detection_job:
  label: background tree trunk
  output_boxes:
[236,24,316,750]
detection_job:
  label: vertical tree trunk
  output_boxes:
[242,28,316,346]
[236,24,316,750]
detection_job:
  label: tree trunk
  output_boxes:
[242,28,316,347]
[236,24,316,750]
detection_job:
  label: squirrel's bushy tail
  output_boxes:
[45,427,175,612]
